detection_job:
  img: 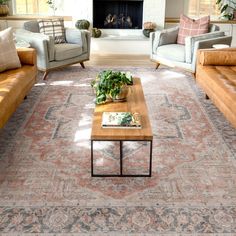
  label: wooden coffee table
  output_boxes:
[90,77,153,177]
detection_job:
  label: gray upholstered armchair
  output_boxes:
[15,20,91,80]
[150,25,232,73]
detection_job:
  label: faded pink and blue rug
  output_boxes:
[0,65,236,235]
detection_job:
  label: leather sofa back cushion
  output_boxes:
[177,14,210,45]
[199,48,236,66]
[0,28,21,73]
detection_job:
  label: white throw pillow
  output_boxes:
[0,27,21,73]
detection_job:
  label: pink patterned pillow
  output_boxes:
[177,14,210,45]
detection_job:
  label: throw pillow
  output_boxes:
[38,18,66,44]
[0,27,21,73]
[177,14,210,45]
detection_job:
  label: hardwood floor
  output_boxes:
[87,54,154,67]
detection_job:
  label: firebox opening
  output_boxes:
[93,0,143,29]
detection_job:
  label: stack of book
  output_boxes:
[102,112,142,129]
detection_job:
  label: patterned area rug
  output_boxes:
[0,65,236,235]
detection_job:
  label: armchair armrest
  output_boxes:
[15,29,55,63]
[190,35,232,72]
[151,26,179,53]
[185,31,226,63]
[65,28,90,53]
[198,48,236,66]
[17,48,36,66]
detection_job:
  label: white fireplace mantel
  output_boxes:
[71,0,166,33]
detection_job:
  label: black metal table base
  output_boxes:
[91,140,152,177]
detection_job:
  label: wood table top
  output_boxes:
[91,77,153,141]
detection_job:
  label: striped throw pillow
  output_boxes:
[38,18,66,44]
[177,14,210,45]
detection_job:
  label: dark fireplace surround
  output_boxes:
[93,0,143,29]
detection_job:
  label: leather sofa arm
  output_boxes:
[17,48,37,66]
[198,48,236,66]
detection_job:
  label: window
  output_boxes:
[186,0,219,17]
[13,0,71,15]
[13,0,49,15]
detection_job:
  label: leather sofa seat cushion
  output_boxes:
[0,65,36,128]
[218,66,236,87]
[54,43,83,61]
[156,44,185,62]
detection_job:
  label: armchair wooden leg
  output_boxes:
[155,63,160,70]
[80,62,85,68]
[42,71,49,80]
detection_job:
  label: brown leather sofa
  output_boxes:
[0,48,37,128]
[196,48,236,128]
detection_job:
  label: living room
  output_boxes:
[0,0,236,235]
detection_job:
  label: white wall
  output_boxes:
[143,0,166,29]
[69,0,93,26]
[165,0,185,18]
[89,0,167,54]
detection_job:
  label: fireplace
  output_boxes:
[93,0,143,29]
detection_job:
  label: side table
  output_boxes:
[212,44,230,49]
[15,40,30,49]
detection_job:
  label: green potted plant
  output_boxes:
[91,70,133,104]
[75,19,90,30]
[0,0,9,17]
[142,21,156,37]
[92,28,102,38]
[216,0,236,20]
[46,0,57,15]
